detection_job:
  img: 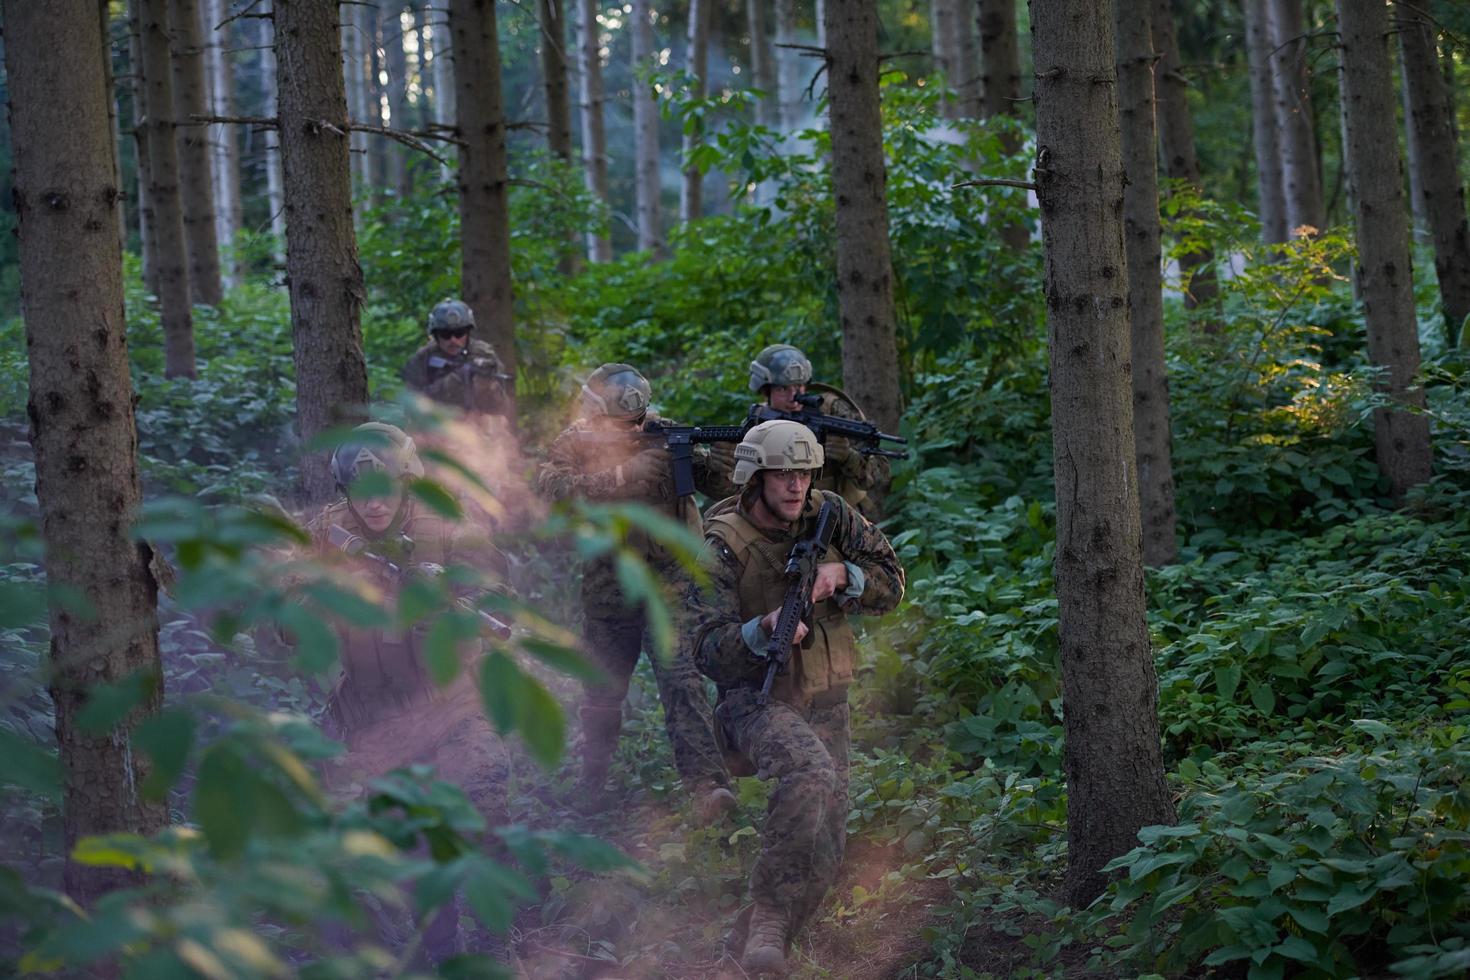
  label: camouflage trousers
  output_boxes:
[582,612,729,790]
[716,685,850,932]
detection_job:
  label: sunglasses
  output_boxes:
[437,327,471,339]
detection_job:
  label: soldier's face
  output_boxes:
[435,329,470,356]
[758,469,812,523]
[349,483,403,533]
[767,384,806,413]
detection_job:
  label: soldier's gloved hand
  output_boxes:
[620,447,673,498]
[705,441,737,475]
[823,436,864,477]
[759,608,810,648]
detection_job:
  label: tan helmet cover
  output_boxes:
[731,420,825,484]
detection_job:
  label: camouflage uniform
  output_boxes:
[685,487,904,933]
[802,384,891,521]
[402,338,509,416]
[535,415,736,794]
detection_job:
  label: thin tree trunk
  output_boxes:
[1029,0,1176,907]
[1152,0,1219,321]
[1337,0,1432,497]
[260,2,286,261]
[631,0,665,255]
[342,0,371,208]
[169,0,223,305]
[1396,0,1470,341]
[430,7,457,181]
[774,0,802,131]
[824,0,902,435]
[127,0,159,293]
[1267,0,1325,234]
[102,1,129,257]
[1400,43,1429,241]
[577,0,613,261]
[4,0,169,905]
[384,2,410,196]
[747,0,778,130]
[1244,0,1288,243]
[206,0,242,289]
[1116,0,1178,567]
[978,0,1028,251]
[450,0,518,395]
[681,0,710,223]
[933,0,980,119]
[139,0,196,376]
[541,0,575,163]
[274,0,370,502]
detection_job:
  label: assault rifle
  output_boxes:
[748,393,908,460]
[575,420,749,497]
[759,500,838,704]
[326,525,513,640]
[426,351,512,411]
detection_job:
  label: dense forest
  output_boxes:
[2,0,1469,977]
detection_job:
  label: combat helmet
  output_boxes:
[580,363,652,421]
[331,422,426,491]
[427,298,476,336]
[731,420,825,484]
[747,344,813,393]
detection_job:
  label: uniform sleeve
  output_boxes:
[693,444,739,501]
[402,349,429,390]
[469,342,509,415]
[830,494,904,615]
[685,537,767,688]
[535,427,626,501]
[824,394,890,491]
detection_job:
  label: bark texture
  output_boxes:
[274,0,370,501]
[577,0,613,261]
[631,0,665,255]
[1396,1,1470,340]
[206,0,243,288]
[1116,0,1178,567]
[450,0,518,388]
[977,0,1028,251]
[681,0,710,223]
[1267,0,1324,234]
[1029,0,1177,906]
[1336,0,1432,497]
[169,0,223,305]
[139,0,196,376]
[824,0,902,434]
[4,0,169,904]
[541,0,575,164]
[1244,0,1287,243]
[1151,0,1219,318]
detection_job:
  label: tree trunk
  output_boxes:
[541,0,575,163]
[1337,0,1432,497]
[342,0,372,206]
[258,3,286,261]
[274,0,370,502]
[1267,0,1325,234]
[1116,0,1178,567]
[102,1,129,257]
[774,0,803,131]
[577,0,613,261]
[933,0,980,118]
[127,0,159,294]
[747,0,778,130]
[206,0,242,289]
[978,0,1028,251]
[139,0,196,376]
[169,0,223,305]
[681,0,710,223]
[1396,1,1470,341]
[3,0,169,905]
[1244,0,1288,243]
[384,2,410,196]
[450,0,518,397]
[631,0,666,255]
[932,0,962,114]
[430,6,457,181]
[1029,0,1176,907]
[824,0,902,435]
[1152,0,1219,320]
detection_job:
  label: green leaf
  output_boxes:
[302,580,392,629]
[194,743,255,859]
[461,855,535,932]
[519,637,606,685]
[277,602,340,674]
[76,670,158,735]
[1326,885,1375,916]
[1249,682,1276,715]
[1350,718,1394,741]
[546,833,634,873]
[425,615,464,686]
[1287,903,1329,934]
[408,478,463,519]
[516,675,566,769]
[479,652,520,734]
[133,709,196,800]
[1214,664,1241,702]
[0,728,60,800]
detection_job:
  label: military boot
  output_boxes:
[573,703,622,814]
[741,902,790,975]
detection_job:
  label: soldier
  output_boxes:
[684,420,905,975]
[747,343,891,518]
[402,299,510,418]
[535,364,737,823]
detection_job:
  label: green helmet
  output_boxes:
[331,422,426,490]
[580,363,652,421]
[428,298,475,336]
[731,420,825,484]
[748,344,813,393]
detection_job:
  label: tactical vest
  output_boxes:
[705,493,858,700]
